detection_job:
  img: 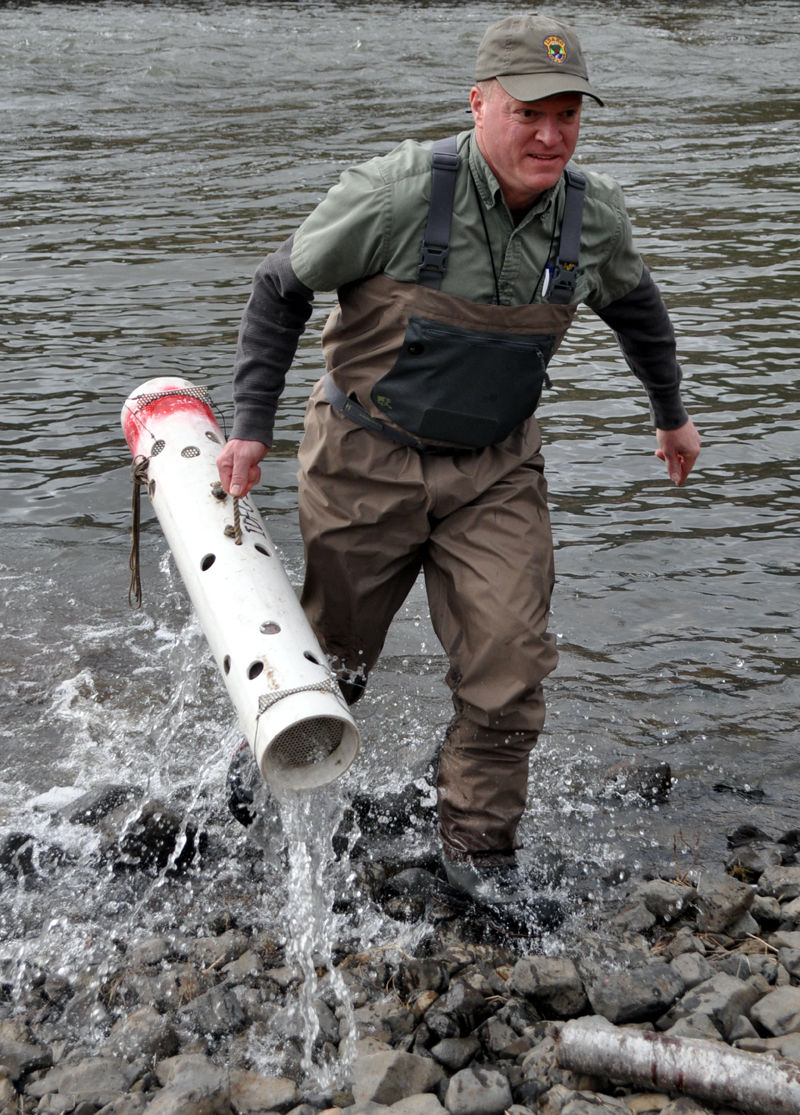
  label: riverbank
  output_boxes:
[2,783,800,1115]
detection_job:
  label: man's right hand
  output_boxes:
[216,438,270,498]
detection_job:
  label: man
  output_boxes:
[218,14,701,931]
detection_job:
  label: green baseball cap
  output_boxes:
[475,14,604,105]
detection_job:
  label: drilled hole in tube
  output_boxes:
[260,621,281,635]
[255,544,271,557]
[200,554,216,571]
[205,430,221,443]
[223,655,231,675]
[181,446,200,458]
[151,439,165,457]
[304,651,321,665]
[248,661,264,680]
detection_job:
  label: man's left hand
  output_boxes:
[655,419,701,486]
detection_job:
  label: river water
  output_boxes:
[2,0,799,1011]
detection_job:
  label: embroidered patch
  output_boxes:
[544,35,567,63]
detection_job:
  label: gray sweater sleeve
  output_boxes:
[230,235,315,445]
[595,266,689,430]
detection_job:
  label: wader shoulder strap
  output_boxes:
[545,166,586,305]
[417,136,460,290]
[417,142,586,303]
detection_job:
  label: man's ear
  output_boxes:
[469,85,484,125]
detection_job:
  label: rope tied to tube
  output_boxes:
[223,496,243,545]
[128,455,150,608]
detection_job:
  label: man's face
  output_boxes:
[470,83,583,214]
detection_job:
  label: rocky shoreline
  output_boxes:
[3,783,800,1115]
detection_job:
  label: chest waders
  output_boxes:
[324,136,585,451]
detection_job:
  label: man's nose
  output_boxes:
[535,116,562,145]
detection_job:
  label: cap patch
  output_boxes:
[544,35,567,64]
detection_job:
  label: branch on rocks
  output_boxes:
[556,1016,800,1115]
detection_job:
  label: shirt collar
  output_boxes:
[464,129,562,224]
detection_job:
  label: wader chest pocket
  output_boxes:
[371,316,554,448]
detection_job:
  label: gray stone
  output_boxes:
[585,960,684,1024]
[444,1065,512,1115]
[423,980,491,1038]
[62,783,142,825]
[395,959,449,996]
[657,972,766,1040]
[473,1015,516,1056]
[724,909,760,939]
[639,879,695,923]
[353,996,415,1042]
[25,1058,141,1105]
[750,985,800,1036]
[768,930,800,950]
[0,1036,52,1083]
[712,951,781,984]
[103,1006,179,1061]
[128,936,172,967]
[223,949,265,983]
[95,1098,148,1115]
[100,798,202,874]
[538,1085,629,1114]
[178,985,248,1037]
[429,1036,480,1072]
[154,1053,227,1092]
[188,929,250,969]
[669,952,713,990]
[227,1068,299,1113]
[692,872,754,932]
[758,865,800,901]
[510,957,588,1018]
[520,1034,598,1095]
[350,1051,444,1107]
[727,842,785,880]
[659,927,706,960]
[661,1100,716,1115]
[386,1096,448,1114]
[663,1012,724,1040]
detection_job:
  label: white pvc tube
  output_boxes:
[121,376,360,791]
[557,1016,800,1115]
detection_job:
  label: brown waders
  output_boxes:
[298,275,574,863]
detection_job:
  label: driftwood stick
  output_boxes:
[557,1016,800,1115]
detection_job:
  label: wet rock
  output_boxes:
[444,1065,512,1115]
[423,979,492,1039]
[656,972,766,1040]
[510,956,588,1018]
[537,1083,630,1113]
[585,960,684,1024]
[101,798,204,874]
[757,864,800,901]
[638,880,696,924]
[25,1057,143,1106]
[62,783,143,825]
[691,871,754,932]
[147,1052,230,1113]
[0,1034,52,1082]
[189,929,250,969]
[228,1068,300,1113]
[0,832,65,880]
[350,1050,444,1106]
[102,1006,179,1062]
[669,952,713,990]
[428,1035,480,1072]
[749,985,800,1036]
[725,842,785,882]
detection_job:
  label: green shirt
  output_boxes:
[291,130,643,311]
